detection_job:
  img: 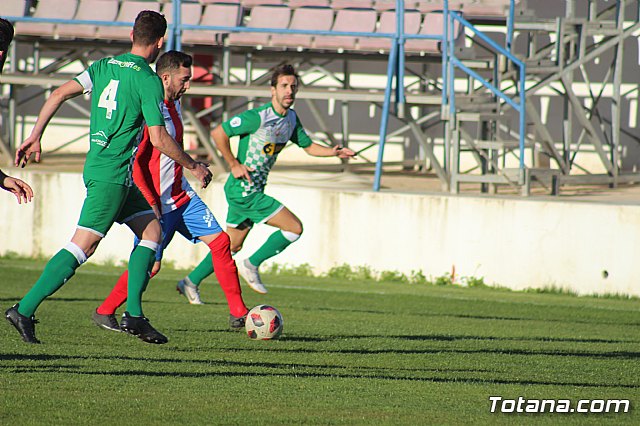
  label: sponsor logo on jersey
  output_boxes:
[91,130,109,147]
[263,142,286,156]
[107,58,141,72]
[230,117,242,127]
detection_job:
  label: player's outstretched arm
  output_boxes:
[211,125,253,183]
[148,125,212,188]
[15,80,84,168]
[0,169,34,204]
[304,143,356,159]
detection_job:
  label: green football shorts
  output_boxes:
[225,191,284,229]
[77,179,153,237]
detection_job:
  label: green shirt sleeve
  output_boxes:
[291,114,313,148]
[139,74,165,128]
[73,60,99,94]
[222,109,261,137]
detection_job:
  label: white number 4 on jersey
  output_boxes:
[98,79,119,119]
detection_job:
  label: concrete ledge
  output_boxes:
[1,169,639,297]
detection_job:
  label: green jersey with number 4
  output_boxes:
[74,52,165,186]
[222,102,313,198]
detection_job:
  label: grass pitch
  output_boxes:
[1,257,639,425]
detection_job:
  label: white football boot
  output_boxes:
[238,259,268,294]
[176,277,204,305]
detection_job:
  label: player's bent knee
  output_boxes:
[282,230,301,243]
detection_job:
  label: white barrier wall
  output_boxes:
[2,169,639,296]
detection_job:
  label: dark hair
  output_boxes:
[132,10,166,46]
[270,64,299,87]
[0,18,14,51]
[156,50,193,75]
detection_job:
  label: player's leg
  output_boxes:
[176,196,249,327]
[117,187,167,344]
[238,195,302,294]
[94,208,179,329]
[178,198,252,293]
[180,222,251,291]
[6,180,124,343]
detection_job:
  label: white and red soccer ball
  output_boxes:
[245,305,283,340]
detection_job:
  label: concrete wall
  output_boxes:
[2,169,640,296]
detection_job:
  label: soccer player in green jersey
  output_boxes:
[6,11,212,344]
[0,18,33,204]
[176,64,355,298]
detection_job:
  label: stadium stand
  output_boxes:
[288,0,330,8]
[314,7,377,51]
[270,6,334,51]
[181,2,242,46]
[98,0,161,40]
[331,0,373,8]
[3,0,28,19]
[405,11,461,54]
[359,9,423,53]
[15,0,78,38]
[57,0,119,39]
[227,4,291,48]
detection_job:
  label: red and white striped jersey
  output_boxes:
[133,99,195,212]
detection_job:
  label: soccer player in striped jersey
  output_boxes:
[177,64,355,296]
[7,11,212,344]
[92,51,249,332]
[0,18,33,204]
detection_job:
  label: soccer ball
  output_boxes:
[245,305,283,340]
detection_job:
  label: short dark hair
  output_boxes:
[0,18,14,51]
[270,64,299,87]
[156,50,192,75]
[132,10,166,46]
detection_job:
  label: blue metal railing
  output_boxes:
[446,8,527,175]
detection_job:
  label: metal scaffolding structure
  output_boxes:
[1,0,638,195]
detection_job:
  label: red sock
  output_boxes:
[97,270,128,315]
[97,270,158,315]
[209,232,248,318]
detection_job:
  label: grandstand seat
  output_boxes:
[182,2,242,45]
[3,0,28,19]
[314,8,377,51]
[98,0,161,40]
[288,0,330,8]
[461,1,510,18]
[227,5,291,48]
[240,0,284,6]
[331,0,373,9]
[162,1,203,33]
[359,9,422,53]
[270,6,333,50]
[57,0,119,39]
[374,0,397,12]
[15,0,78,38]
[404,11,461,55]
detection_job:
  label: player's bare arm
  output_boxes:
[211,124,254,183]
[15,80,84,167]
[0,170,34,204]
[303,143,356,159]
[147,124,212,188]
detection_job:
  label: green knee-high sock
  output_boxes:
[18,249,80,317]
[126,245,155,317]
[249,230,296,267]
[187,252,214,286]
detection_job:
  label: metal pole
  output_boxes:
[507,0,515,52]
[611,0,625,185]
[373,42,399,192]
[396,0,405,118]
[441,0,449,117]
[174,0,182,51]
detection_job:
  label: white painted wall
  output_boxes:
[2,169,639,296]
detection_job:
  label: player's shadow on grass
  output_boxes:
[3,363,639,389]
[311,306,640,327]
